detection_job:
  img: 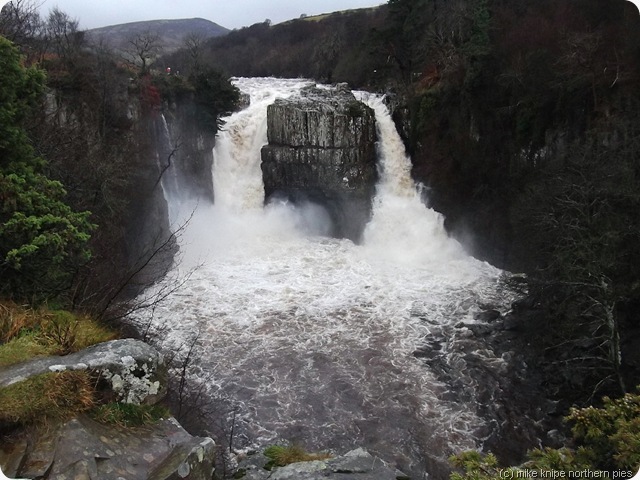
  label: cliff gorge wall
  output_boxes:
[261,85,377,242]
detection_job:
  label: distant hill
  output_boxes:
[87,18,229,53]
[166,6,388,85]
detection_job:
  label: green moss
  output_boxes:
[90,402,170,427]
[0,333,56,367]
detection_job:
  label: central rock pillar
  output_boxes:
[261,84,377,242]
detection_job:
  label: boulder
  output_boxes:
[237,448,408,480]
[0,416,216,480]
[0,339,167,405]
[261,85,377,242]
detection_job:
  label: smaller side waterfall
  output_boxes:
[153,114,187,226]
[355,92,467,266]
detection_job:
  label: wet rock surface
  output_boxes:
[0,339,167,405]
[413,300,563,465]
[261,84,377,242]
[236,448,409,480]
[0,416,215,480]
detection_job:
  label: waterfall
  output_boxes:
[356,92,466,265]
[154,114,183,225]
[134,78,512,479]
[212,78,311,211]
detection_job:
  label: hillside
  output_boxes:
[162,6,389,84]
[87,18,229,53]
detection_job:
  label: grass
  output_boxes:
[0,333,57,367]
[301,14,330,22]
[0,301,41,342]
[0,371,95,425]
[0,301,117,368]
[263,444,332,469]
[90,402,170,427]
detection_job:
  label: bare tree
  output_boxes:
[125,30,161,75]
[182,31,205,75]
[0,0,46,59]
[514,138,640,397]
[46,7,83,59]
[0,0,42,40]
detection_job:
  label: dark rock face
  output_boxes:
[123,114,175,291]
[261,85,377,242]
[162,97,217,202]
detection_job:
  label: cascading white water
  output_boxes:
[356,92,468,266]
[154,113,185,226]
[212,78,312,211]
[135,78,511,479]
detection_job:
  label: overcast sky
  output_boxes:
[27,0,387,30]
[1,0,638,30]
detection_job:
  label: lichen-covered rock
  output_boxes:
[0,339,167,405]
[261,84,377,242]
[0,416,216,480]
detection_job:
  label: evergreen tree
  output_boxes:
[0,36,94,299]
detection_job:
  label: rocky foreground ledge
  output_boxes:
[0,339,405,480]
[0,339,215,480]
[0,415,215,480]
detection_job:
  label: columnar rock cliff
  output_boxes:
[261,85,377,242]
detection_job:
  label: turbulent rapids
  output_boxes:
[134,78,512,478]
